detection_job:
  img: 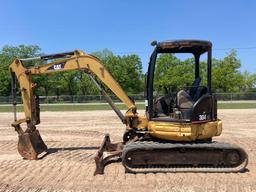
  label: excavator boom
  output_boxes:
[9,50,137,160]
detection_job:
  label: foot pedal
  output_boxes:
[18,130,48,160]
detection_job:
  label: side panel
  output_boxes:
[191,95,215,122]
[147,120,222,141]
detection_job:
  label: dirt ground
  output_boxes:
[0,109,255,192]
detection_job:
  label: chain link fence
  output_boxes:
[215,92,256,101]
[0,92,256,104]
[0,94,145,104]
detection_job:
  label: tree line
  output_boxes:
[0,45,255,97]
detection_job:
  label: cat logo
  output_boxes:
[53,64,62,70]
[47,62,65,71]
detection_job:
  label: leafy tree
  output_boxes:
[58,71,79,97]
[92,48,114,62]
[153,50,247,94]
[1,45,41,60]
[0,45,255,98]
[242,71,256,91]
[76,72,99,95]
[92,49,143,94]
[154,54,194,94]
[0,45,41,96]
[212,50,243,92]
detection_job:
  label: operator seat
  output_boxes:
[176,77,201,109]
[155,93,173,116]
[177,91,194,108]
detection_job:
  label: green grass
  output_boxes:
[0,102,255,112]
[218,102,256,109]
[0,103,146,112]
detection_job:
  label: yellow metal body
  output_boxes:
[9,50,222,142]
[147,120,222,141]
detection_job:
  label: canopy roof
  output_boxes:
[157,40,212,55]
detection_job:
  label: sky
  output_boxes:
[0,0,256,73]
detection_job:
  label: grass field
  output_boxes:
[0,102,256,112]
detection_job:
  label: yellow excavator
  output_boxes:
[9,40,248,175]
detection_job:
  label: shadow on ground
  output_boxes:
[38,146,99,159]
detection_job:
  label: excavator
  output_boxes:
[9,40,248,175]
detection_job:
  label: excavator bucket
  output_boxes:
[17,130,47,160]
[94,134,123,175]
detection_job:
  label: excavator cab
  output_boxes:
[146,40,217,123]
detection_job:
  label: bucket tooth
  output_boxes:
[17,130,47,160]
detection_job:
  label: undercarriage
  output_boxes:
[94,134,248,175]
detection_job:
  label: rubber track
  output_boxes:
[122,141,248,173]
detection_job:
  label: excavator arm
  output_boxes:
[10,50,136,124]
[9,50,139,160]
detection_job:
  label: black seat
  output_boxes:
[189,77,201,100]
[193,86,208,101]
[154,93,173,116]
[176,77,201,109]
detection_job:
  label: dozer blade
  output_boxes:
[94,134,123,175]
[18,130,48,160]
